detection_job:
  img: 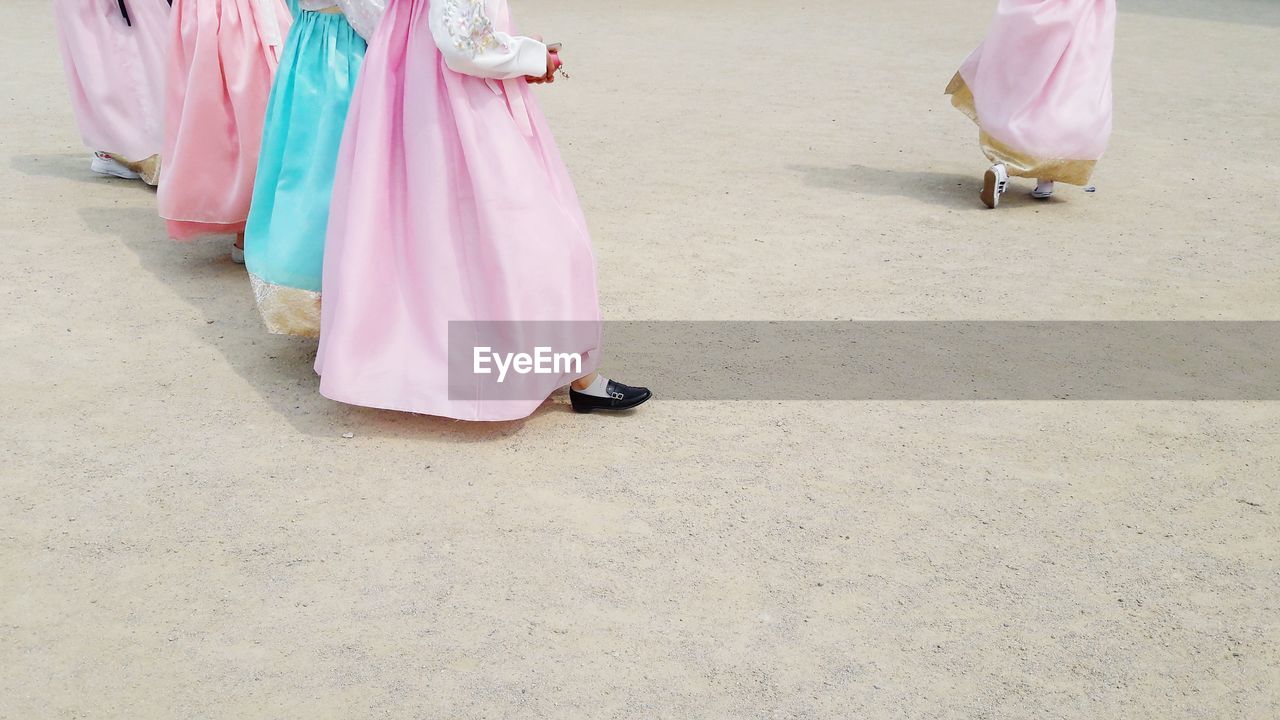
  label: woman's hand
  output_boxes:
[525,47,561,84]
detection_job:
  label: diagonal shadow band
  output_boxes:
[1122,0,1280,27]
[77,209,1280,418]
[78,204,555,440]
[788,163,981,210]
[451,321,1280,402]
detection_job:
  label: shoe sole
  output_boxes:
[90,158,141,181]
[981,167,1000,209]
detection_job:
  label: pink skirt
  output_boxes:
[158,0,292,240]
[946,0,1116,185]
[53,0,170,168]
[315,0,601,421]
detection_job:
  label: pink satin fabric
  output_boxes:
[53,0,170,163]
[958,0,1116,165]
[158,0,292,240]
[315,0,601,421]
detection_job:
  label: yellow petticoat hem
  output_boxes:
[945,72,1097,186]
[105,152,161,186]
[249,273,321,338]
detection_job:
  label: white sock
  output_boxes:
[577,375,611,398]
[1035,180,1055,195]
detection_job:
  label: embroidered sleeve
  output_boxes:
[428,0,548,80]
[439,0,504,56]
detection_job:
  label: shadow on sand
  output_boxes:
[1123,0,1280,27]
[788,163,1064,211]
[11,152,157,187]
[78,203,572,442]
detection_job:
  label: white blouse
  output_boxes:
[298,0,387,41]
[428,0,548,80]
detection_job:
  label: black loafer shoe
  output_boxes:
[569,380,652,413]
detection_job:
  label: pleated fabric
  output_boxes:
[947,0,1116,185]
[315,0,602,421]
[158,0,293,240]
[245,8,367,337]
[53,0,170,171]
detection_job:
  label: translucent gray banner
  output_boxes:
[448,322,1280,401]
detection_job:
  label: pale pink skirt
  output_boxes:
[53,0,170,165]
[947,0,1116,185]
[315,0,601,421]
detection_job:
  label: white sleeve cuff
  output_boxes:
[510,36,549,78]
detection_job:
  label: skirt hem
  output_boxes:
[946,72,1099,186]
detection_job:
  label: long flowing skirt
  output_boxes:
[53,0,170,178]
[245,9,367,337]
[946,0,1116,185]
[315,0,601,422]
[157,0,293,240]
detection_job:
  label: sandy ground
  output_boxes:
[3,0,1279,718]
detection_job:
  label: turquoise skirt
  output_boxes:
[245,7,367,337]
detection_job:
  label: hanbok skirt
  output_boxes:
[53,0,171,182]
[946,0,1116,186]
[157,0,293,240]
[245,8,367,337]
[315,0,601,422]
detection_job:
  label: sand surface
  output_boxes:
[2,0,1279,717]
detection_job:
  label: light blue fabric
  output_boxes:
[245,7,366,295]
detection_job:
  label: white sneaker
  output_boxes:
[981,162,1009,209]
[231,245,245,265]
[1032,180,1055,199]
[90,152,141,180]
